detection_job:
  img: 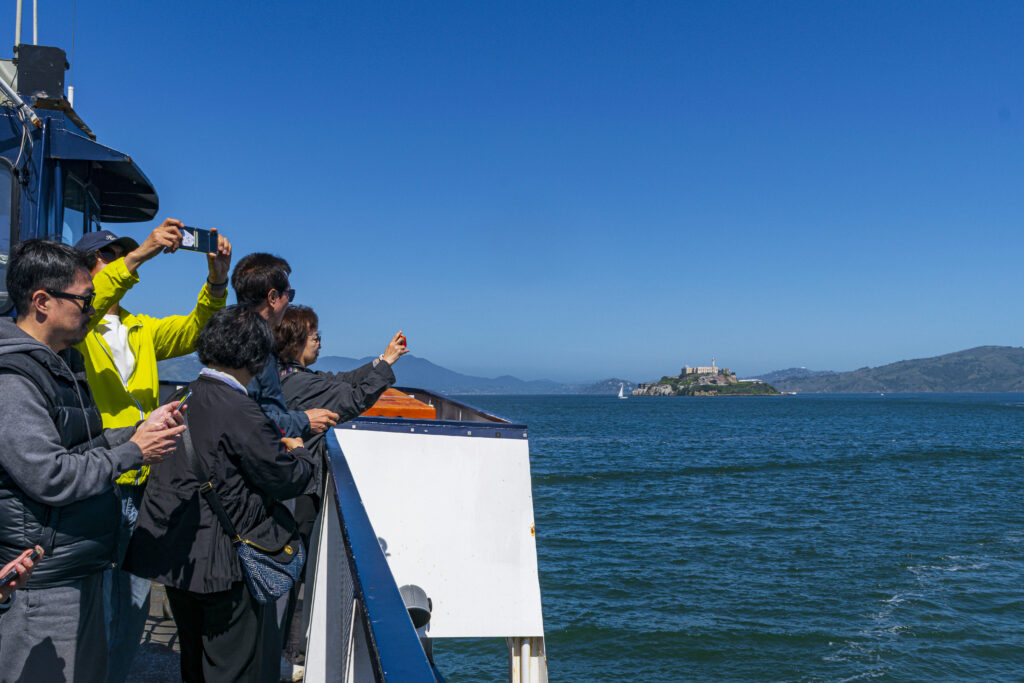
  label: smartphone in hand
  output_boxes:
[0,546,42,586]
[179,227,217,253]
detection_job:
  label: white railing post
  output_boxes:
[508,637,548,683]
[304,473,351,681]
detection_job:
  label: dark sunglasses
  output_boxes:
[95,247,122,262]
[46,289,95,312]
[309,333,322,344]
[283,288,296,302]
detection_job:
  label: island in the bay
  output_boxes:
[633,359,780,396]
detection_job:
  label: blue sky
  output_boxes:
[15,2,1024,382]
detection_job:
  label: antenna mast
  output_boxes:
[13,0,37,46]
[68,0,75,106]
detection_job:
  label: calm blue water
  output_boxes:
[435,394,1024,681]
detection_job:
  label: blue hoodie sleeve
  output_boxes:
[246,356,312,438]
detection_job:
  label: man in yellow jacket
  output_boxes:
[74,218,231,683]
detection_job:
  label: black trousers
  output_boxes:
[166,581,275,683]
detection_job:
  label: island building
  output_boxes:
[682,358,728,376]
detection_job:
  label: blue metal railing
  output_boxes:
[324,430,436,682]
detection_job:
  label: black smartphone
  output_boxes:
[0,546,42,586]
[179,226,217,253]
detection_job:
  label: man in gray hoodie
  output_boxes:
[0,239,185,683]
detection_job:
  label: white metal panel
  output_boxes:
[304,487,351,681]
[335,428,544,638]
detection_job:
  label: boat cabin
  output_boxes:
[0,43,158,312]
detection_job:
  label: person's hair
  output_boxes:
[196,305,274,375]
[274,305,319,361]
[7,239,92,316]
[231,253,291,306]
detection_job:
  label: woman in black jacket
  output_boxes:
[124,306,316,683]
[273,305,406,662]
[275,305,406,434]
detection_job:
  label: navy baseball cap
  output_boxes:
[73,230,139,254]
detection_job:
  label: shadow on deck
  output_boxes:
[126,584,180,682]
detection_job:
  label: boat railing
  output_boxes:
[302,428,437,682]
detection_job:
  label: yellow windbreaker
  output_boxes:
[76,257,227,485]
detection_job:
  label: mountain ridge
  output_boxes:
[757,346,1024,393]
[157,353,635,395]
[158,345,1024,395]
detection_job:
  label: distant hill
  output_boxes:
[157,353,606,395]
[753,367,837,385]
[764,346,1024,393]
[578,379,637,395]
[157,354,202,382]
[312,355,573,394]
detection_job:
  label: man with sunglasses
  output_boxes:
[0,239,186,682]
[230,253,338,440]
[73,219,231,683]
[230,253,339,680]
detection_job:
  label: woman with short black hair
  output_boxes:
[125,305,315,683]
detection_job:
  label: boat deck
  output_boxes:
[126,585,180,681]
[127,584,307,681]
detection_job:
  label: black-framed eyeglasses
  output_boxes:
[45,289,95,312]
[284,288,296,302]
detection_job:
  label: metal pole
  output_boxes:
[31,0,36,44]
[0,75,41,128]
[15,0,22,46]
[520,639,530,683]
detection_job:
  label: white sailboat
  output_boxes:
[618,383,628,399]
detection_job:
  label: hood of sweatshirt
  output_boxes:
[0,318,78,382]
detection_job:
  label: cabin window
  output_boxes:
[0,165,14,313]
[61,171,88,245]
[86,191,102,234]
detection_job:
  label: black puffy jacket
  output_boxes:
[0,320,139,588]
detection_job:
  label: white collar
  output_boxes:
[199,367,248,395]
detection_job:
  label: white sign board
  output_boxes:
[334,428,545,638]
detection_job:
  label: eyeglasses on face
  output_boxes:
[95,246,123,262]
[308,333,322,344]
[45,289,95,312]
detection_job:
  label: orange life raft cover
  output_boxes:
[360,388,437,419]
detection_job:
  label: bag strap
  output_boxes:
[181,411,242,545]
